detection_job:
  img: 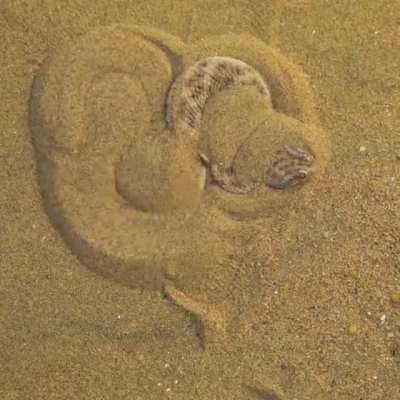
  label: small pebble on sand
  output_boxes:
[359,146,367,154]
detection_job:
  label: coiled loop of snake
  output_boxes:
[166,56,272,138]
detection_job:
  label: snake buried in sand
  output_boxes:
[167,56,315,194]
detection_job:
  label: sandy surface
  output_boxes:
[1,1,399,399]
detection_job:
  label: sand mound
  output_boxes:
[30,24,330,297]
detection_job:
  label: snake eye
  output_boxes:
[297,170,308,179]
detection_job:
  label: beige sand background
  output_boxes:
[1,1,400,399]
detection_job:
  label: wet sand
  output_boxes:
[1,1,399,399]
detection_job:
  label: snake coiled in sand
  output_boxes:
[30,24,328,291]
[167,55,314,193]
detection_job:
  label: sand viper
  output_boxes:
[167,56,315,194]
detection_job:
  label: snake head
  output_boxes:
[265,146,315,189]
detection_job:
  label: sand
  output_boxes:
[1,1,399,399]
